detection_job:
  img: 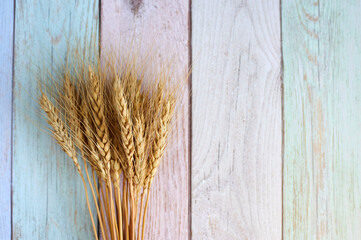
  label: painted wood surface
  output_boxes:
[12,1,98,239]
[101,0,190,239]
[191,1,282,239]
[283,1,361,239]
[0,0,14,239]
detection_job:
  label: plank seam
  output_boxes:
[99,0,102,57]
[11,0,16,238]
[188,0,192,239]
[279,0,284,238]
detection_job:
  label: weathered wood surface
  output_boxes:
[101,0,190,239]
[0,0,14,239]
[5,0,361,239]
[191,1,282,239]
[283,1,361,239]
[12,1,98,239]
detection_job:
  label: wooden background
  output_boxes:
[0,0,360,239]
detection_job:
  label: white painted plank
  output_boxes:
[191,1,282,239]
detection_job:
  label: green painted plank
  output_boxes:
[0,0,14,239]
[283,1,361,238]
[13,1,98,239]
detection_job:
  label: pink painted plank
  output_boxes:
[0,0,14,239]
[101,0,190,239]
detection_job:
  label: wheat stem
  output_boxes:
[141,189,150,240]
[123,180,129,240]
[137,189,146,240]
[79,172,99,240]
[107,174,118,240]
[115,185,123,240]
[82,152,106,239]
[93,170,109,240]
[102,182,112,239]
[129,181,136,240]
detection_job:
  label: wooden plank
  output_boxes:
[191,1,282,239]
[13,1,98,239]
[0,0,14,239]
[101,0,190,239]
[283,1,361,239]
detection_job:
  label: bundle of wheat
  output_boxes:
[38,54,182,240]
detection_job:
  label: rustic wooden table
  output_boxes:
[1,0,360,239]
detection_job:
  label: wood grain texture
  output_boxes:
[101,1,190,239]
[13,1,98,239]
[191,1,282,239]
[283,1,361,239]
[0,0,14,239]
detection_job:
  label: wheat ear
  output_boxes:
[62,74,77,125]
[39,93,81,173]
[133,116,146,187]
[145,99,175,187]
[81,98,107,180]
[113,76,135,180]
[88,67,112,172]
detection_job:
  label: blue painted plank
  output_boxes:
[0,0,14,239]
[283,1,361,238]
[13,0,98,239]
